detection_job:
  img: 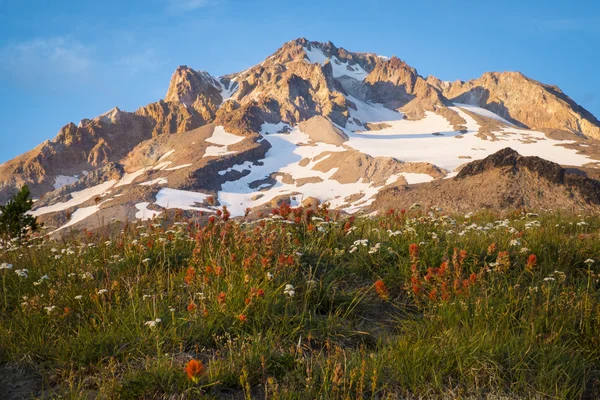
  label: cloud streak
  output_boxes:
[0,36,94,88]
[118,48,167,73]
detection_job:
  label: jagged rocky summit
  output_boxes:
[2,38,599,233]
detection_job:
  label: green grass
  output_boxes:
[0,205,599,399]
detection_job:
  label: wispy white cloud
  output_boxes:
[0,36,94,87]
[118,48,167,73]
[165,0,213,11]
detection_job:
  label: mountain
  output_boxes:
[2,38,600,234]
[372,148,600,213]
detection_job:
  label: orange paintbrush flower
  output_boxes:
[184,359,204,384]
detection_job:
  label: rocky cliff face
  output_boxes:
[428,72,600,139]
[373,148,600,213]
[1,38,599,233]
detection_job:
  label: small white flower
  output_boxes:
[509,239,521,247]
[97,289,108,295]
[0,263,13,270]
[284,284,295,297]
[142,258,151,263]
[74,295,83,300]
[81,272,94,280]
[169,308,176,312]
[266,272,274,280]
[44,305,56,314]
[584,259,595,265]
[143,294,152,300]
[144,320,158,328]
[15,269,28,278]
[520,247,530,254]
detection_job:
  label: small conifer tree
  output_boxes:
[0,185,39,238]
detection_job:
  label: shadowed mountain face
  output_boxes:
[2,38,600,233]
[373,148,600,213]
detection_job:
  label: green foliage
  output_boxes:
[0,185,38,238]
[0,207,599,398]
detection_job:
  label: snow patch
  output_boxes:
[155,188,213,212]
[139,178,168,186]
[158,150,175,161]
[135,202,161,221]
[31,180,117,217]
[53,175,78,190]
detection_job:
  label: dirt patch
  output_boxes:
[0,366,42,400]
[298,116,348,145]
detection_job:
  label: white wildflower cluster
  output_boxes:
[15,269,28,278]
[349,239,368,253]
[145,318,161,328]
[525,220,541,230]
[368,243,381,254]
[284,284,295,297]
[510,239,521,247]
[0,263,13,270]
[44,305,57,314]
[33,275,50,286]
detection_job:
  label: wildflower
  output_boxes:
[144,319,161,328]
[266,272,274,280]
[184,267,196,285]
[15,269,28,278]
[544,276,555,282]
[44,305,56,314]
[187,302,197,312]
[97,289,108,295]
[184,359,205,384]
[142,258,151,263]
[469,273,477,284]
[0,263,13,270]
[409,243,419,261]
[169,308,176,312]
[509,239,521,247]
[238,314,247,323]
[74,295,83,300]
[374,280,389,301]
[143,294,152,300]
[520,247,530,254]
[487,243,497,255]
[495,251,511,272]
[217,292,227,304]
[584,259,595,265]
[526,254,537,272]
[81,272,93,280]
[368,243,381,254]
[284,284,295,297]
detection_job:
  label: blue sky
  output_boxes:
[0,0,598,162]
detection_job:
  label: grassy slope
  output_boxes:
[0,205,599,399]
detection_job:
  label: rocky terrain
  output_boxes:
[1,38,600,234]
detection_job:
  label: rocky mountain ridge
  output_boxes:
[1,38,599,234]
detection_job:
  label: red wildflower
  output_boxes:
[184,267,196,285]
[187,302,197,312]
[374,279,390,301]
[526,254,537,272]
[238,314,247,323]
[184,359,204,384]
[409,243,419,262]
[217,292,226,304]
[469,272,477,283]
